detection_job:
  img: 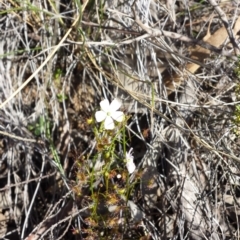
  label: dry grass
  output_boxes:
[0,0,240,239]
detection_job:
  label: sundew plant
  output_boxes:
[72,98,138,237]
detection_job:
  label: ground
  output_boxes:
[1,0,240,239]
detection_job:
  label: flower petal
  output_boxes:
[126,160,136,174]
[109,98,122,112]
[111,111,124,122]
[126,148,133,161]
[104,116,115,130]
[100,99,110,112]
[95,111,107,122]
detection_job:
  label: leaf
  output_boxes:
[165,17,240,94]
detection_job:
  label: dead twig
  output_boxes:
[207,0,240,55]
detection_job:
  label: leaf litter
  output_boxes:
[0,0,240,239]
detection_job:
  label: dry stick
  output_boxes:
[0,10,80,143]
[142,16,240,94]
[0,130,37,142]
[25,197,74,240]
[134,9,240,93]
[121,84,240,164]
[0,171,56,191]
[0,17,80,110]
[168,16,240,94]
[207,0,240,55]
[80,18,237,60]
[134,16,224,55]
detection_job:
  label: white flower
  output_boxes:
[126,148,136,174]
[95,99,124,130]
